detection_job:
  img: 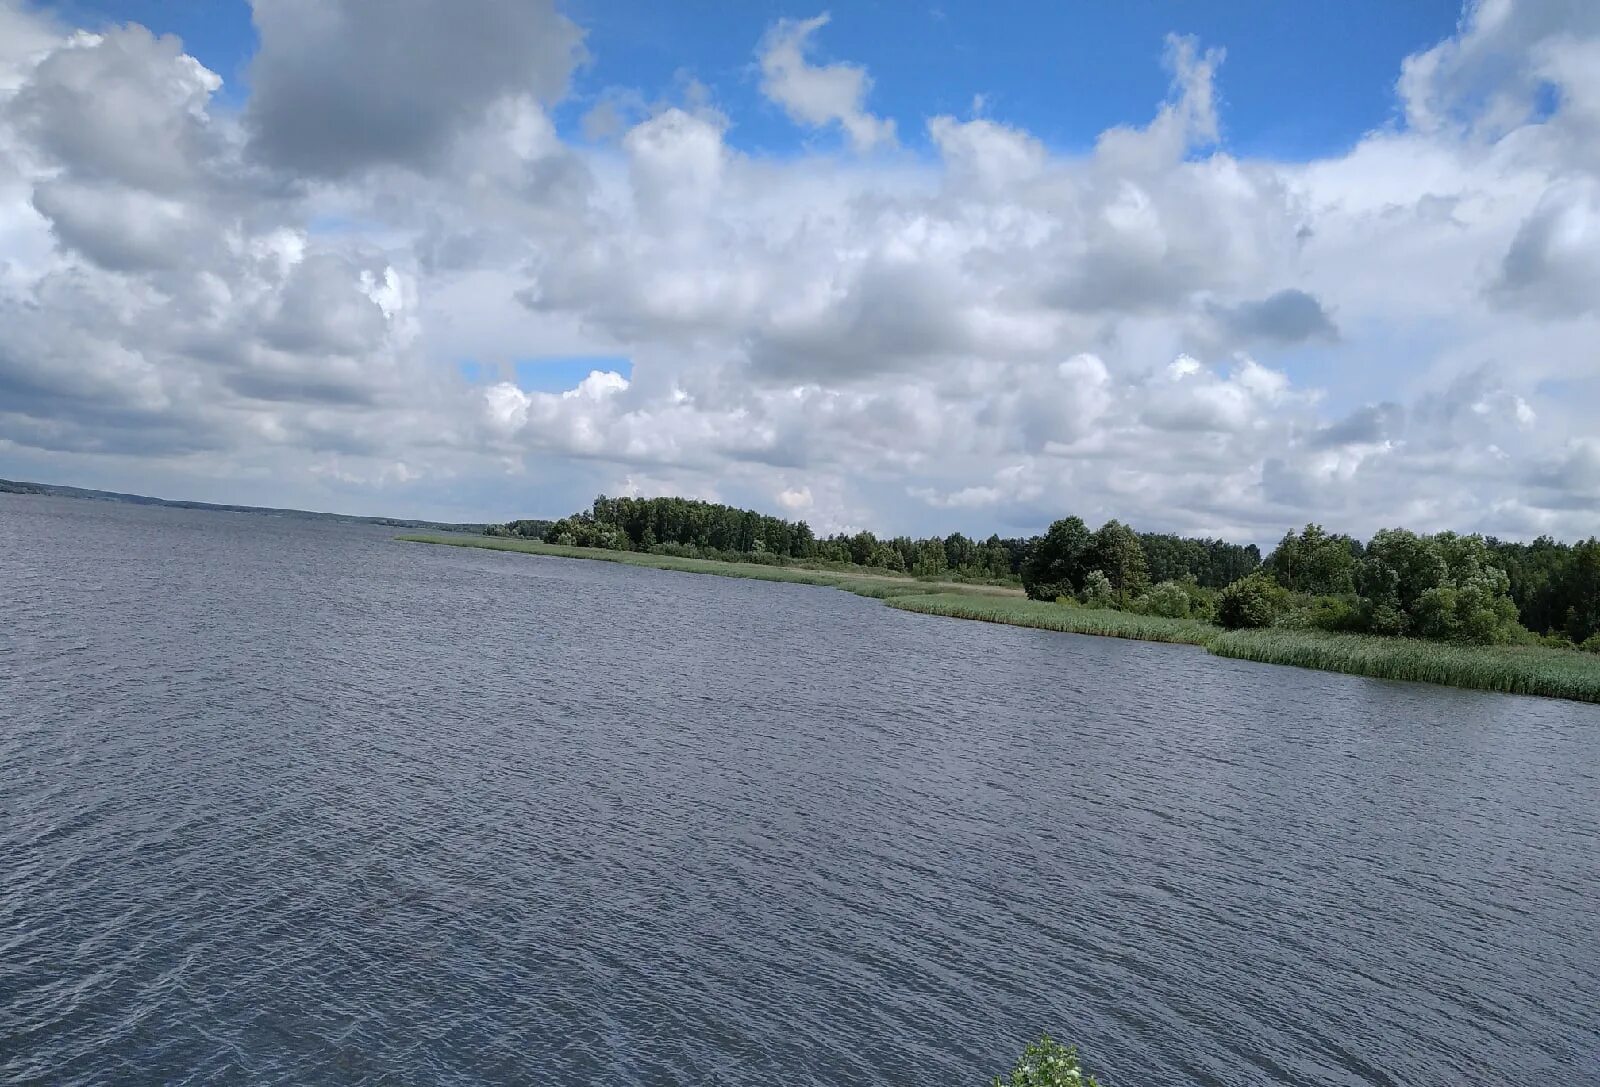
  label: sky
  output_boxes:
[0,0,1597,544]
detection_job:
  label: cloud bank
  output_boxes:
[0,0,1596,540]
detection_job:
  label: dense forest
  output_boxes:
[493,495,1600,650]
[511,495,1257,587]
[486,517,555,539]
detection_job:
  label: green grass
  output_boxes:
[882,593,1217,645]
[399,534,1600,704]
[889,594,1600,702]
[1207,628,1600,703]
[396,534,1019,599]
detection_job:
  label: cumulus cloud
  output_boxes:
[245,0,585,176]
[8,24,226,194]
[758,13,895,151]
[0,0,1598,539]
[1398,0,1600,136]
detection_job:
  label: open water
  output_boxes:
[2,493,1597,1085]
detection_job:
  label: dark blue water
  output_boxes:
[2,494,1597,1086]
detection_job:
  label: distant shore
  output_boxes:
[1,477,488,533]
[399,534,1600,705]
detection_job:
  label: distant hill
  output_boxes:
[0,477,489,533]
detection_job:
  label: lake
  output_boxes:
[2,493,1597,1085]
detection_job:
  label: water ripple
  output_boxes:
[3,493,1599,1086]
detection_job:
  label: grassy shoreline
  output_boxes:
[886,593,1600,703]
[397,533,1023,597]
[399,534,1600,705]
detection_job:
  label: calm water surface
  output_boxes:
[2,494,1597,1086]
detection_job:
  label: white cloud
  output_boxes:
[0,0,1597,540]
[776,485,813,513]
[1492,177,1600,314]
[244,0,585,176]
[758,13,895,152]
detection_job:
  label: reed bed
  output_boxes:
[401,534,856,587]
[1207,629,1600,703]
[399,534,1600,704]
[883,593,1216,645]
[397,535,1005,598]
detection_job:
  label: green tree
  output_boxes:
[913,537,948,577]
[1267,523,1358,595]
[869,544,904,571]
[1139,532,1261,587]
[1352,530,1521,643]
[1088,519,1150,602]
[848,530,877,566]
[1411,532,1521,643]
[1218,571,1290,629]
[1488,534,1572,633]
[1137,579,1193,618]
[1558,538,1600,643]
[943,532,977,573]
[981,535,1016,579]
[1080,569,1117,609]
[1022,517,1091,601]
[992,1035,1100,1087]
[1355,529,1449,635]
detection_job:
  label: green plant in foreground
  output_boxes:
[992,1035,1100,1087]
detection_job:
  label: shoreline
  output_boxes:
[398,534,1600,705]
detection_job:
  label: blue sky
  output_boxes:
[52,0,1463,159]
[3,0,1597,541]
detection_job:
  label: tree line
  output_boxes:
[1257,524,1599,647]
[1024,517,1600,648]
[491,495,1600,649]
[502,495,1257,588]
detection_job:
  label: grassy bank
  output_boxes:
[882,592,1216,646]
[887,593,1600,702]
[396,534,1021,598]
[400,534,1600,704]
[1206,628,1600,702]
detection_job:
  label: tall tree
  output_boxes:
[1266,523,1358,596]
[1558,539,1600,644]
[1088,519,1150,601]
[1021,517,1092,601]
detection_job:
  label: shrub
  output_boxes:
[1412,570,1521,644]
[1271,600,1314,630]
[1275,593,1360,632]
[1582,633,1600,654]
[1353,529,1523,642]
[1179,578,1220,622]
[1137,579,1193,618]
[1026,581,1069,602]
[1218,572,1290,629]
[992,1034,1100,1087]
[1306,593,1360,632]
[1079,569,1117,609]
